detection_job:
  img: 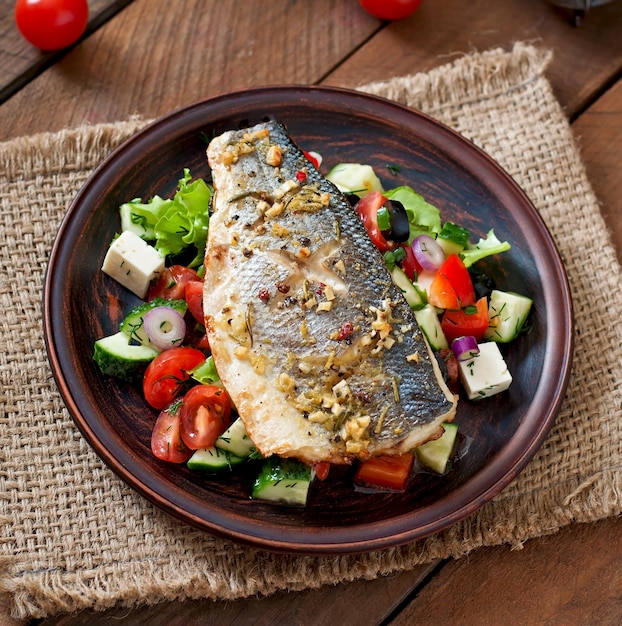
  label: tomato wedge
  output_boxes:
[151,401,193,463]
[353,453,415,491]
[354,191,395,252]
[400,243,423,281]
[147,265,201,301]
[428,253,475,309]
[303,150,322,169]
[439,254,476,306]
[441,297,489,343]
[143,347,206,410]
[312,461,331,481]
[428,271,460,309]
[179,384,232,450]
[184,279,205,325]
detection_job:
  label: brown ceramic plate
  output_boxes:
[43,87,573,554]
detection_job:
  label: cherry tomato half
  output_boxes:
[354,191,396,252]
[358,0,423,21]
[400,243,423,282]
[147,265,201,301]
[15,0,88,51]
[143,347,205,410]
[184,279,205,325]
[179,384,232,450]
[151,401,193,464]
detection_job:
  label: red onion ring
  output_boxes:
[412,234,445,272]
[143,307,187,351]
[451,335,480,361]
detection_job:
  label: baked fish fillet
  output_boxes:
[204,121,457,464]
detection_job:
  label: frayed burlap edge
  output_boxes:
[1,43,621,621]
[0,117,149,181]
[358,41,552,113]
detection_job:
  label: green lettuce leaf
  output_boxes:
[384,186,441,241]
[190,355,220,385]
[119,169,212,268]
[460,229,511,268]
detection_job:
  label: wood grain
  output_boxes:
[0,0,378,142]
[0,0,133,104]
[572,78,622,265]
[392,517,622,626]
[322,0,622,119]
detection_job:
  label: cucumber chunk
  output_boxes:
[251,457,312,506]
[414,305,449,351]
[215,417,256,458]
[415,422,459,474]
[436,221,470,256]
[187,446,247,472]
[119,297,188,349]
[325,163,384,198]
[391,266,427,310]
[93,331,159,382]
[484,290,533,343]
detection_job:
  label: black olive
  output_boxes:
[345,193,360,207]
[470,269,496,300]
[387,200,410,243]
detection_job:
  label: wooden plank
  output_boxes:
[37,560,440,625]
[0,0,379,142]
[0,0,134,104]
[322,0,622,119]
[572,78,622,265]
[390,517,622,626]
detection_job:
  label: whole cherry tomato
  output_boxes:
[179,385,232,450]
[142,347,205,410]
[358,0,422,21]
[14,0,88,51]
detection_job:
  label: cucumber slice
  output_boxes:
[187,446,247,472]
[484,290,533,343]
[325,163,384,198]
[436,221,469,256]
[119,297,188,349]
[391,266,427,311]
[251,457,312,506]
[215,417,256,458]
[415,422,459,474]
[93,331,158,382]
[414,305,449,350]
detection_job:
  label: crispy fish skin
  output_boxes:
[204,121,457,464]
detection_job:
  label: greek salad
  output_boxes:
[93,153,532,507]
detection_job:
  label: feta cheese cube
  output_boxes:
[101,230,165,298]
[458,341,512,400]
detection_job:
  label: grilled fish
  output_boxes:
[204,121,457,464]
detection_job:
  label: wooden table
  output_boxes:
[2,1,621,624]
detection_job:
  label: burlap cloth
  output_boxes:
[0,42,620,622]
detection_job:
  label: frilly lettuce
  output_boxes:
[119,169,211,268]
[460,229,511,268]
[383,186,441,240]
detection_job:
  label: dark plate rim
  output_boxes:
[43,85,574,554]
